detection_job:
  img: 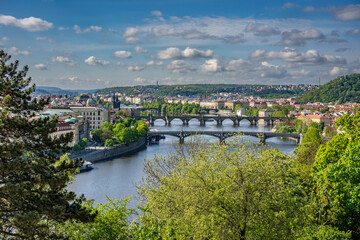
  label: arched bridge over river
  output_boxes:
[147,130,302,144]
[135,114,284,127]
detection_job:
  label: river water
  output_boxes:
[68,119,298,207]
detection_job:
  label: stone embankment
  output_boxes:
[68,137,147,163]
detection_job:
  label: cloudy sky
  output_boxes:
[1,0,360,89]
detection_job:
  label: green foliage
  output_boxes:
[244,106,259,117]
[275,122,296,133]
[142,101,206,116]
[0,50,95,239]
[91,118,148,146]
[58,196,135,240]
[105,138,116,147]
[295,127,322,166]
[138,139,304,239]
[247,88,306,99]
[73,138,88,151]
[298,74,360,103]
[297,225,351,240]
[310,113,360,238]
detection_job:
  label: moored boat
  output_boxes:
[79,161,94,172]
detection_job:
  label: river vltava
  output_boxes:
[68,119,298,207]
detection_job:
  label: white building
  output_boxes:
[70,106,110,131]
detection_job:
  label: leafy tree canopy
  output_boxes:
[297,74,360,104]
[0,50,95,239]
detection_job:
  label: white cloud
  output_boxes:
[282,3,298,9]
[52,56,77,67]
[123,27,139,37]
[90,26,102,32]
[73,25,102,34]
[34,63,47,70]
[347,28,360,35]
[331,4,360,21]
[0,14,53,31]
[36,36,54,43]
[151,11,163,17]
[146,60,163,66]
[84,56,110,66]
[58,26,68,30]
[279,28,324,46]
[134,77,145,83]
[225,58,250,71]
[329,66,347,76]
[125,37,140,44]
[244,23,280,36]
[127,64,144,72]
[69,76,78,82]
[154,47,213,60]
[6,47,31,56]
[166,60,196,73]
[250,47,346,65]
[113,50,132,58]
[201,59,222,73]
[134,46,148,53]
[0,36,8,46]
[302,6,315,12]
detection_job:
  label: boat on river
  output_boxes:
[79,161,94,172]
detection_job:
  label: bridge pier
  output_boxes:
[250,118,257,126]
[200,116,205,126]
[258,133,266,144]
[148,115,154,126]
[165,116,171,126]
[233,118,239,126]
[216,119,222,126]
[183,119,188,126]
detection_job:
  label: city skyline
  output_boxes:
[1,0,359,89]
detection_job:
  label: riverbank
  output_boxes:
[69,137,147,163]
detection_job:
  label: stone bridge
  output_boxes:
[136,114,284,127]
[147,130,302,144]
[139,108,218,114]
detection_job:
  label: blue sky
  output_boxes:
[1,0,359,89]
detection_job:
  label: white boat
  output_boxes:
[79,161,94,172]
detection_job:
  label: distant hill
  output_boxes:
[97,84,260,97]
[297,73,360,104]
[34,86,98,96]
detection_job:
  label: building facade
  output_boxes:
[70,106,110,131]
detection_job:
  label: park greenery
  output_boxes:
[72,137,88,151]
[141,98,206,115]
[0,50,95,239]
[91,118,148,146]
[276,118,324,134]
[297,73,360,104]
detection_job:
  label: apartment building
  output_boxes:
[70,106,110,130]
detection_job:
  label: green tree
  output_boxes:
[311,113,360,238]
[0,50,95,239]
[295,127,322,166]
[138,139,303,239]
[58,196,135,240]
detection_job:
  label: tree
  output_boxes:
[138,138,304,239]
[310,113,360,238]
[0,50,95,239]
[295,127,322,166]
[58,196,135,240]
